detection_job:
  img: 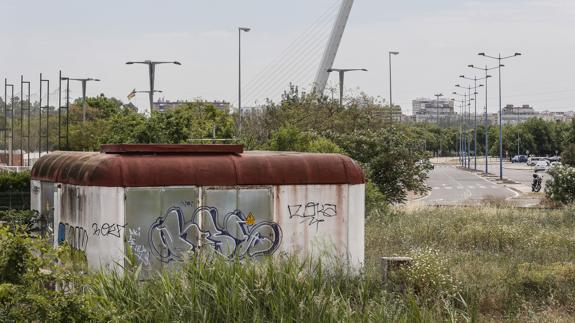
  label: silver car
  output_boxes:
[534,160,550,172]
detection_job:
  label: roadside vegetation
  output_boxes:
[2,205,575,322]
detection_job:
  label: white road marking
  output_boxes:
[445,187,453,190]
[479,185,486,189]
[433,187,441,190]
[468,186,475,189]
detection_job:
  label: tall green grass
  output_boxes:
[366,205,575,321]
[85,255,469,322]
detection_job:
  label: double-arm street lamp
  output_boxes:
[459,75,486,170]
[468,64,498,174]
[478,52,522,180]
[327,68,368,108]
[63,77,100,124]
[238,27,251,138]
[126,60,181,115]
[388,51,399,125]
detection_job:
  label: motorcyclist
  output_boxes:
[532,173,543,192]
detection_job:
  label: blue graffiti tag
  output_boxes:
[148,206,282,263]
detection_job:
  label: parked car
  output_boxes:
[511,155,528,163]
[534,160,550,172]
[547,156,561,163]
[527,157,546,166]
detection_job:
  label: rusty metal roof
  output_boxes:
[31,146,364,187]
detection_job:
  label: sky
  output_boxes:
[1,0,575,114]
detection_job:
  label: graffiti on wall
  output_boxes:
[288,202,337,228]
[148,206,282,263]
[127,227,150,266]
[57,222,89,251]
[92,222,126,238]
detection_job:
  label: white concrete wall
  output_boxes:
[30,180,41,214]
[273,184,364,268]
[55,184,125,271]
[46,183,365,271]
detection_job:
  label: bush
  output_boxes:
[545,165,575,205]
[0,171,30,193]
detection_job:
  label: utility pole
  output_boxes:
[238,27,251,138]
[389,51,399,125]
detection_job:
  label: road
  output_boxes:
[484,162,551,190]
[420,165,517,205]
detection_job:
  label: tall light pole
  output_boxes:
[434,93,443,156]
[389,51,399,125]
[20,76,30,166]
[65,77,101,124]
[126,60,181,115]
[327,68,368,107]
[460,75,486,170]
[453,91,468,167]
[469,64,498,174]
[479,52,521,180]
[238,27,251,138]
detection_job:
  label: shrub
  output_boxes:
[545,165,575,204]
[0,171,30,192]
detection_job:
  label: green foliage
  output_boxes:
[0,227,98,322]
[263,125,343,153]
[366,206,575,320]
[0,171,30,192]
[545,165,575,205]
[561,143,575,167]
[329,129,432,204]
[0,210,39,231]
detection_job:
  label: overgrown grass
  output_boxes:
[366,205,575,321]
[2,205,574,322]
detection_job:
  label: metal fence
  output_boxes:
[0,192,30,210]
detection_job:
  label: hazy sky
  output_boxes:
[1,0,575,114]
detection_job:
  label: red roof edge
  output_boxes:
[100,144,244,154]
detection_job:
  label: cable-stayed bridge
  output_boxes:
[242,0,354,108]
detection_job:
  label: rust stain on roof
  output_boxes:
[32,145,365,188]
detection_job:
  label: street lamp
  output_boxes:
[478,52,522,180]
[389,51,399,125]
[20,76,31,166]
[327,68,368,108]
[469,64,498,174]
[126,60,181,115]
[460,75,486,170]
[453,91,468,167]
[434,93,443,156]
[238,26,251,138]
[456,84,481,168]
[63,77,101,124]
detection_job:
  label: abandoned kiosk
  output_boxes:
[31,144,365,271]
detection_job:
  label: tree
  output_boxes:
[329,129,432,204]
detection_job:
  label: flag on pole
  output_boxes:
[127,89,136,100]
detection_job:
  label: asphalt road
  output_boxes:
[485,162,551,190]
[420,165,517,205]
